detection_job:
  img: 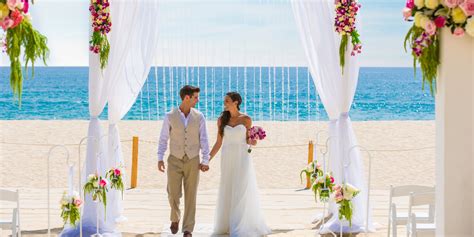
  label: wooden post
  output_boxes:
[306,140,314,189]
[131,136,139,189]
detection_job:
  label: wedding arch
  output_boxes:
[71,0,373,235]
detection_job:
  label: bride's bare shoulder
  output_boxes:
[240,114,252,127]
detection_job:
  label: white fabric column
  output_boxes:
[291,0,373,233]
[60,42,112,237]
[103,0,161,225]
[436,28,474,236]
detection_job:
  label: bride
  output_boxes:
[208,92,271,237]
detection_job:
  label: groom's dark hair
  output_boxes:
[180,85,200,100]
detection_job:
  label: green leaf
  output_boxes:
[5,20,49,107]
[339,35,349,74]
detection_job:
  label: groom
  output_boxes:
[157,85,210,237]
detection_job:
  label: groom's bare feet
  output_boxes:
[183,231,192,237]
[170,221,179,234]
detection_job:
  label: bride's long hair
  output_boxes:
[219,92,242,137]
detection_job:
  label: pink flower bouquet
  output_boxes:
[60,191,82,227]
[333,183,360,227]
[312,172,336,202]
[106,167,125,198]
[89,0,111,69]
[83,173,108,217]
[335,0,362,71]
[248,126,266,153]
[1,0,48,105]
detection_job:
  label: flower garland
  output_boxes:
[403,0,474,94]
[89,0,111,69]
[60,191,82,227]
[335,0,362,72]
[1,0,49,105]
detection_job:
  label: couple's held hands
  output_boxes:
[199,163,210,172]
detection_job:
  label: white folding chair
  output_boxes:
[387,185,435,237]
[407,192,436,237]
[0,189,21,237]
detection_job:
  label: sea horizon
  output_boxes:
[0,66,434,121]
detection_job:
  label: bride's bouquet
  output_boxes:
[333,183,360,227]
[60,191,82,227]
[248,126,266,153]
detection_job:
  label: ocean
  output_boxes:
[0,67,434,121]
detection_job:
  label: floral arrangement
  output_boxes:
[60,191,82,227]
[333,183,360,227]
[83,173,108,216]
[247,126,266,153]
[300,160,323,185]
[1,0,49,105]
[335,0,362,72]
[403,0,474,93]
[312,172,336,202]
[89,0,111,69]
[106,167,124,198]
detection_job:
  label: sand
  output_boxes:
[0,120,435,236]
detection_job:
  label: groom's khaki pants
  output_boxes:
[167,154,200,233]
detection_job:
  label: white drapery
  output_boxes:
[291,0,373,233]
[61,0,160,235]
[104,0,160,226]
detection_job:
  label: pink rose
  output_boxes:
[460,0,474,16]
[403,8,412,20]
[22,0,28,13]
[10,9,23,28]
[444,0,463,7]
[330,176,335,183]
[453,27,465,36]
[7,0,21,10]
[114,168,121,176]
[424,20,437,35]
[99,178,108,188]
[74,199,83,207]
[406,0,415,8]
[434,16,446,27]
[1,17,14,30]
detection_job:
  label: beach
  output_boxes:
[0,120,435,236]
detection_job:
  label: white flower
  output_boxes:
[343,191,354,200]
[87,174,96,181]
[415,0,425,8]
[344,183,360,196]
[414,12,425,27]
[465,18,474,37]
[425,0,440,9]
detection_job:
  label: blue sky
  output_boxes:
[1,0,412,67]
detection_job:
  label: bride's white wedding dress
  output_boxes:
[213,124,271,237]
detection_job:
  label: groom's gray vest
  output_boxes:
[168,108,201,160]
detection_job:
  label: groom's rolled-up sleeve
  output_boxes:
[199,113,210,165]
[157,115,171,162]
